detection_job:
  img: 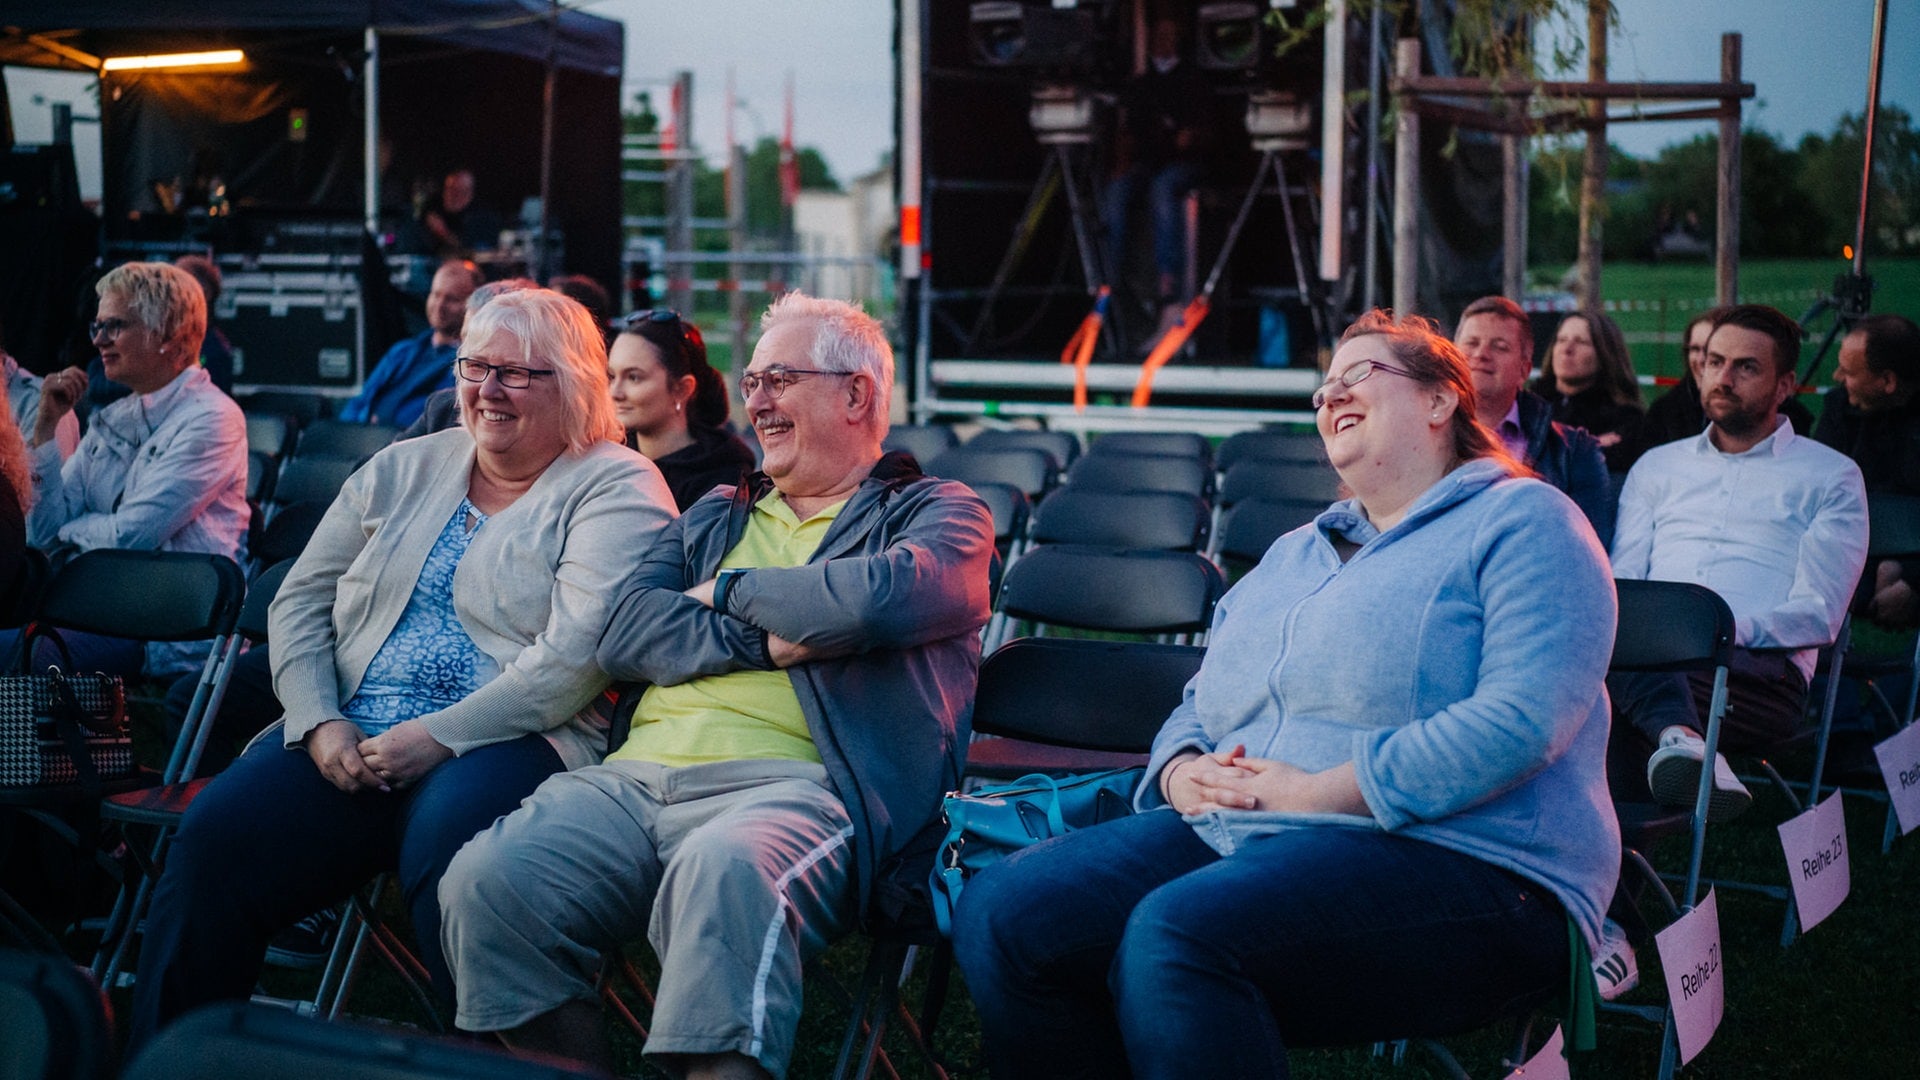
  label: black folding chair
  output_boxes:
[1,547,49,634]
[1086,430,1211,465]
[1064,452,1213,500]
[1210,496,1325,566]
[965,427,1080,471]
[832,638,1206,1080]
[1827,492,1920,853]
[0,948,114,1080]
[252,502,331,575]
[1,551,244,952]
[1028,488,1210,552]
[996,545,1221,641]
[924,446,1057,503]
[246,450,279,505]
[883,423,959,465]
[290,419,399,461]
[1217,457,1343,506]
[268,456,363,513]
[123,1000,601,1080]
[235,392,327,429]
[1603,579,1736,1080]
[90,560,289,990]
[1216,428,1327,470]
[243,411,298,461]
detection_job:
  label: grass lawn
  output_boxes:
[1546,256,1920,386]
[138,732,1915,1079]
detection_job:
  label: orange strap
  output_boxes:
[1060,287,1110,413]
[1130,296,1210,408]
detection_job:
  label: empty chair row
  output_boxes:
[245,414,399,464]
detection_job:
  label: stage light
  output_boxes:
[1245,90,1312,151]
[968,1,1096,69]
[1029,84,1098,145]
[101,49,246,73]
[1196,2,1264,71]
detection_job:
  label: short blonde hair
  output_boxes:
[98,262,206,358]
[460,289,624,453]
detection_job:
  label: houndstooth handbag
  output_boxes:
[0,630,131,788]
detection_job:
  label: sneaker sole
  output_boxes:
[1597,969,1640,1001]
[1648,755,1753,823]
[264,943,333,970]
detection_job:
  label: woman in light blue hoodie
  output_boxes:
[954,311,1620,1079]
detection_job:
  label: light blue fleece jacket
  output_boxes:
[1139,458,1621,949]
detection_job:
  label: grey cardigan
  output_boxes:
[271,429,678,769]
[597,453,995,921]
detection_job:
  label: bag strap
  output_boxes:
[15,623,76,676]
[1005,773,1069,839]
[46,668,106,797]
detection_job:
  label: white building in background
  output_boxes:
[792,160,894,307]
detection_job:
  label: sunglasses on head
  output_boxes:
[625,309,685,332]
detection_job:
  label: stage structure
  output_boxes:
[0,0,623,395]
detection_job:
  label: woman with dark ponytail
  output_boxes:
[609,309,756,511]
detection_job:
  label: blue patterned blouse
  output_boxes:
[342,499,501,733]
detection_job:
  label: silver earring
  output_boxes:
[675,402,683,412]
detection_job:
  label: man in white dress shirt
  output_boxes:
[1609,304,1867,821]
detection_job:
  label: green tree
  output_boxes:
[1798,106,1919,257]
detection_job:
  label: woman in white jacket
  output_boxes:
[130,290,677,1044]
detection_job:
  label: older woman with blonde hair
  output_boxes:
[130,289,678,1043]
[954,311,1620,1079]
[2,261,248,678]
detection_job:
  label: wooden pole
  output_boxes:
[1575,0,1608,310]
[1716,33,1742,305]
[1503,133,1528,301]
[1393,38,1421,319]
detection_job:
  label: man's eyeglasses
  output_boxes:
[455,358,556,389]
[88,317,134,341]
[1310,359,1418,409]
[739,366,853,402]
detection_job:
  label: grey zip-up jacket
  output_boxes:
[597,452,995,922]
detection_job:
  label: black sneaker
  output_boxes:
[265,907,341,969]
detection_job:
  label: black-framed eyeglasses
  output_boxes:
[88,317,134,341]
[455,358,556,389]
[1310,359,1418,409]
[739,366,853,401]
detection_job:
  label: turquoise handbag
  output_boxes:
[929,767,1144,936]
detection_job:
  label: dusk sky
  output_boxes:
[605,0,1913,177]
[6,2,1910,189]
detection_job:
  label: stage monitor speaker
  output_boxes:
[0,144,82,213]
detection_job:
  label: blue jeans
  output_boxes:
[128,729,563,1045]
[0,628,144,677]
[1103,160,1207,289]
[951,809,1567,1080]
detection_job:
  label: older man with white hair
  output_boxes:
[439,292,995,1080]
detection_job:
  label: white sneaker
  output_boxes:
[1592,918,1639,1002]
[1646,727,1753,822]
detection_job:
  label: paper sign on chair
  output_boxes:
[1874,720,1920,836]
[1499,1025,1567,1080]
[1655,888,1725,1066]
[1775,791,1849,932]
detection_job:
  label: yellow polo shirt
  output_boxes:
[610,491,844,767]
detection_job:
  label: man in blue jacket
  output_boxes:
[1456,295,1614,543]
[439,293,995,1080]
[337,259,480,426]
